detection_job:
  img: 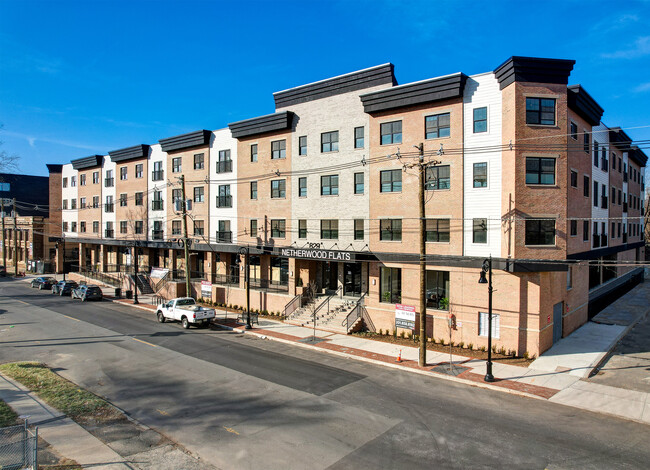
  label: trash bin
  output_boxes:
[115,287,121,298]
[125,290,133,299]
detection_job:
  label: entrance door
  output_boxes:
[344,263,362,296]
[321,262,338,292]
[552,302,563,343]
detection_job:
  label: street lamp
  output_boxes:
[238,246,252,329]
[478,255,494,383]
[132,244,139,305]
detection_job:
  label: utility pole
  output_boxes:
[417,143,427,367]
[133,243,139,305]
[180,175,192,298]
[1,198,6,268]
[12,198,18,277]
[238,246,252,329]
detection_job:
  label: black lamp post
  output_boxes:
[478,255,494,382]
[238,246,252,329]
[133,244,139,305]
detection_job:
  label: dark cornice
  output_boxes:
[159,130,211,153]
[630,146,648,167]
[46,164,63,174]
[274,64,397,109]
[228,111,294,139]
[567,85,603,126]
[360,73,468,114]
[609,128,648,166]
[108,144,150,163]
[567,241,645,260]
[71,155,104,170]
[494,56,575,90]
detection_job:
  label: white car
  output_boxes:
[156,297,215,329]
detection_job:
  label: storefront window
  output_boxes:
[271,257,289,285]
[426,270,450,310]
[380,267,401,304]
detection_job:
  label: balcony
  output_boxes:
[601,158,608,172]
[105,178,114,187]
[593,234,600,248]
[152,170,164,181]
[216,231,232,243]
[152,200,164,211]
[104,203,114,213]
[104,230,114,238]
[152,230,164,240]
[216,195,232,208]
[623,202,628,213]
[600,234,607,246]
[216,160,233,174]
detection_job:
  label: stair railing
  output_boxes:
[283,283,315,319]
[313,286,342,319]
[342,291,370,332]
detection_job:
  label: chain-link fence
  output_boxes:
[0,420,38,469]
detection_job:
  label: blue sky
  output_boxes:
[1,0,649,176]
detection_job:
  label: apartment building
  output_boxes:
[49,56,647,357]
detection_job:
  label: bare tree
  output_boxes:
[0,124,20,172]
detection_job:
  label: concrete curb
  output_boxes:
[213,322,548,402]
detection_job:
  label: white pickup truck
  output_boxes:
[156,297,215,329]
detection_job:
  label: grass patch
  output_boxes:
[0,362,120,423]
[0,398,18,427]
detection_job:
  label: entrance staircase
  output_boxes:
[130,273,154,294]
[286,289,362,334]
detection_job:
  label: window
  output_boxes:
[62,221,68,232]
[525,97,556,125]
[135,221,143,234]
[299,136,307,156]
[298,220,307,238]
[105,195,114,213]
[250,144,258,162]
[601,184,607,209]
[120,221,128,234]
[320,219,338,239]
[120,167,127,180]
[271,140,286,159]
[617,222,621,238]
[93,221,99,233]
[152,220,163,239]
[298,177,307,197]
[570,220,577,236]
[135,192,143,206]
[473,107,488,133]
[172,157,182,173]
[321,131,339,152]
[593,181,598,207]
[71,199,77,210]
[584,175,590,197]
[71,176,76,187]
[570,170,578,188]
[525,157,555,185]
[217,150,232,173]
[271,219,286,238]
[105,222,113,237]
[354,126,364,149]
[193,220,204,236]
[380,219,402,241]
[80,221,86,233]
[354,219,364,240]
[172,220,181,235]
[601,147,608,172]
[425,165,451,190]
[194,186,204,203]
[217,221,231,242]
[93,171,100,184]
[93,196,99,208]
[135,164,143,178]
[612,222,616,239]
[80,197,86,209]
[354,172,364,194]
[152,191,163,211]
[80,174,86,186]
[473,162,488,188]
[570,122,578,140]
[70,222,76,232]
[584,133,590,153]
[525,219,556,245]
[217,185,231,207]
[250,219,258,237]
[119,193,127,207]
[380,121,402,145]
[62,177,68,188]
[472,218,488,243]
[105,170,114,187]
[321,175,339,195]
[172,189,182,203]
[426,219,450,242]
[593,141,599,167]
[62,199,68,210]
[426,270,450,310]
[380,169,402,192]
[194,153,204,170]
[380,267,401,304]
[250,181,257,200]
[152,161,163,181]
[478,312,500,338]
[271,179,286,198]
[425,113,451,139]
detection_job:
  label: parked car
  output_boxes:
[31,277,57,290]
[156,297,215,329]
[52,280,78,296]
[0,265,6,277]
[71,284,103,301]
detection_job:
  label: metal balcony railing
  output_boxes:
[152,170,164,181]
[601,158,608,172]
[104,203,114,213]
[601,196,608,209]
[152,200,164,211]
[216,195,232,208]
[216,160,233,174]
[105,177,114,187]
[105,229,114,238]
[593,234,600,248]
[601,234,607,246]
[152,230,164,240]
[216,231,232,243]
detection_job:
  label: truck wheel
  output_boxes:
[181,317,190,329]
[157,312,165,323]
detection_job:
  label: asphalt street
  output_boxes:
[1,278,649,469]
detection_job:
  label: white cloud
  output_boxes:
[602,36,650,59]
[633,82,650,92]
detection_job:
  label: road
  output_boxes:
[1,278,649,469]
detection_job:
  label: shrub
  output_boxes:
[399,331,405,339]
[378,328,383,335]
[262,309,268,315]
[458,341,465,349]
[480,346,486,352]
[491,345,497,353]
[233,305,239,310]
[439,338,445,346]
[498,346,506,355]
[467,343,474,351]
[449,341,455,348]
[407,332,413,340]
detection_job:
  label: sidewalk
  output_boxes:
[0,373,131,469]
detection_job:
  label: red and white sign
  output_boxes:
[395,304,416,329]
[201,281,212,298]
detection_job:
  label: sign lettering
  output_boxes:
[280,248,353,262]
[395,304,416,330]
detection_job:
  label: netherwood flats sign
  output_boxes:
[280,248,353,262]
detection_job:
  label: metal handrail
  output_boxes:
[342,291,369,331]
[313,286,342,317]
